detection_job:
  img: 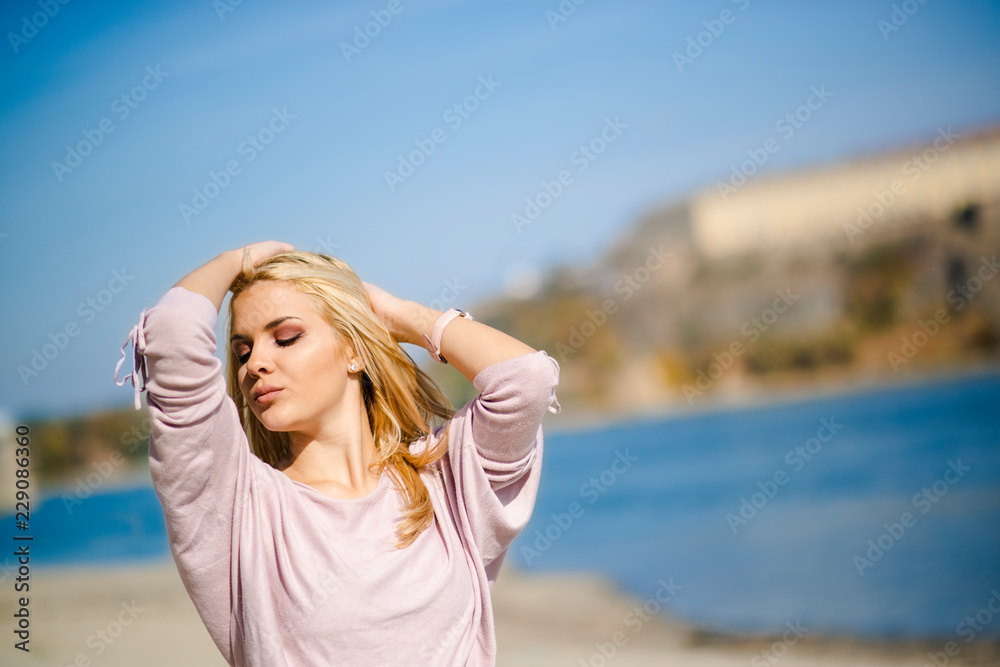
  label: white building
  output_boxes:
[690,124,1000,258]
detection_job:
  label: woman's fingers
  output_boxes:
[361,282,418,344]
[242,241,295,268]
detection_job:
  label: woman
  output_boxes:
[113,241,561,666]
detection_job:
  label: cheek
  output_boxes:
[237,369,252,402]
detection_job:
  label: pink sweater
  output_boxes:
[114,286,561,666]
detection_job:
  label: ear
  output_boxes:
[341,346,362,372]
[332,327,365,372]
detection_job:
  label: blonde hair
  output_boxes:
[224,251,454,549]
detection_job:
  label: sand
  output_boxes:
[2,558,997,666]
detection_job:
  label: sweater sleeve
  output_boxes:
[469,349,561,484]
[118,285,258,666]
[439,349,561,579]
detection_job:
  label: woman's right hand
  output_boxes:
[175,241,296,313]
[229,241,296,272]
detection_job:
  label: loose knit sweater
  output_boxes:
[113,286,561,666]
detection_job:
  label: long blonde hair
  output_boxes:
[224,251,454,548]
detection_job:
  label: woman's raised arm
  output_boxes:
[363,280,537,386]
[175,240,294,311]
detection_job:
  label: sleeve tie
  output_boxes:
[114,308,149,410]
[547,388,561,414]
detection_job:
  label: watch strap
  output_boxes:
[422,308,473,364]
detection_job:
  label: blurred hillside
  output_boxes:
[0,407,149,510]
[468,122,1000,421]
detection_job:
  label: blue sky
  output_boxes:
[1,0,999,419]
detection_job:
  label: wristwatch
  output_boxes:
[423,308,474,364]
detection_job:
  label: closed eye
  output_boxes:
[236,333,303,364]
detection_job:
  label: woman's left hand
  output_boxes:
[362,281,417,345]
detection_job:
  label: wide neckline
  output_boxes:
[285,468,391,504]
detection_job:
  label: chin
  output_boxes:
[251,406,289,432]
[259,416,291,433]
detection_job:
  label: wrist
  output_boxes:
[401,302,444,347]
[219,249,244,275]
[174,250,244,313]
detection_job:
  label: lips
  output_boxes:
[252,385,283,404]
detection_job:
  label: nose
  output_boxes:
[245,343,274,378]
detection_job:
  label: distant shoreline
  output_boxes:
[544,360,1000,435]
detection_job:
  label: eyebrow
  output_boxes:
[230,316,303,342]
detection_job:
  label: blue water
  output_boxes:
[2,482,168,567]
[511,372,1000,640]
[5,372,999,639]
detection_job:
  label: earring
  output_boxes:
[350,364,357,371]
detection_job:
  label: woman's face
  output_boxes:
[230,281,357,434]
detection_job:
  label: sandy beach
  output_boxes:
[4,557,997,666]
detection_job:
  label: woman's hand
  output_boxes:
[362,281,424,345]
[175,240,295,313]
[232,241,296,271]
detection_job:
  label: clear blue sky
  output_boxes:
[1,0,999,419]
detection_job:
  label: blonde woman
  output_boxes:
[113,241,561,666]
